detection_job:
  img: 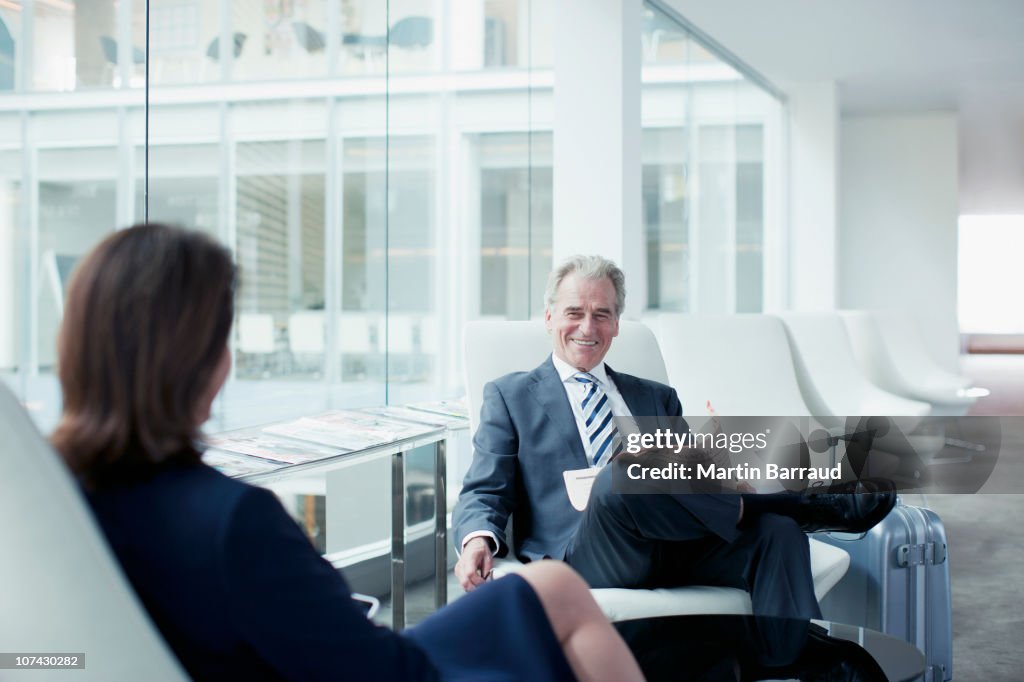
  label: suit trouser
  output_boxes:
[563,461,822,620]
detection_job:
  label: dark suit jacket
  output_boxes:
[453,356,683,562]
[88,462,439,681]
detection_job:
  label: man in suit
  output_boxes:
[453,255,894,619]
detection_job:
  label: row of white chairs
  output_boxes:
[644,310,986,420]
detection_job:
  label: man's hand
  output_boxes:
[455,537,494,592]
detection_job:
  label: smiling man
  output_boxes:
[452,255,894,619]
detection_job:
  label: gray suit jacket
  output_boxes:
[453,355,683,562]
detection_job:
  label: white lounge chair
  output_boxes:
[841,310,987,416]
[0,382,189,681]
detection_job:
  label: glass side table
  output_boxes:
[210,410,451,630]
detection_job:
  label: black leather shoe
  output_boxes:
[795,478,897,533]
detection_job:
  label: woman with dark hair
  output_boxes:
[53,223,643,682]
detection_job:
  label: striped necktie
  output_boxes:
[573,373,620,467]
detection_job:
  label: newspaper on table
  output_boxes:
[361,405,466,429]
[262,410,436,451]
[404,398,469,421]
[208,432,344,465]
[202,448,283,477]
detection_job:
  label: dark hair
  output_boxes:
[51,224,236,488]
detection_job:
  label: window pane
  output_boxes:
[478,131,553,319]
[1,7,20,91]
[32,0,140,91]
[643,127,689,311]
[235,138,327,380]
[958,215,1024,334]
[641,2,779,314]
[37,146,119,368]
[229,0,330,82]
[0,143,21,378]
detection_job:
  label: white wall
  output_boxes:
[959,90,1024,215]
[838,112,960,371]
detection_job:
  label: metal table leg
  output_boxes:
[391,450,405,630]
[434,439,447,609]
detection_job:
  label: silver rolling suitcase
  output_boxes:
[816,501,953,681]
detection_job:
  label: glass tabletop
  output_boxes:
[614,614,926,681]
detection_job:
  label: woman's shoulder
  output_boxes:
[88,460,269,528]
[165,460,253,494]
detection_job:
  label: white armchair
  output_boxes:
[778,312,932,419]
[643,313,812,416]
[461,319,849,620]
[0,383,189,681]
[841,310,987,416]
[779,312,945,464]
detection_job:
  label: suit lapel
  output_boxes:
[527,357,589,468]
[606,364,658,417]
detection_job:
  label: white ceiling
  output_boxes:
[666,0,1024,212]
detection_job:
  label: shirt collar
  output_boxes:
[551,354,610,386]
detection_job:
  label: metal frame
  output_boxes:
[241,426,448,630]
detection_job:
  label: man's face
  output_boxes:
[545,272,620,372]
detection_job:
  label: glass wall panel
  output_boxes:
[447,0,553,72]
[0,0,788,625]
[0,143,21,378]
[528,140,554,318]
[477,131,552,319]
[735,122,764,313]
[335,0,394,76]
[1,6,19,91]
[136,144,220,232]
[643,127,689,311]
[641,1,781,314]
[228,0,330,82]
[338,132,388,392]
[37,146,119,369]
[386,1,438,75]
[143,0,217,86]
[31,0,134,91]
[384,134,436,397]
[1,0,557,413]
[234,138,327,380]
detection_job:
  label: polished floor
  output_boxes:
[925,353,1024,681]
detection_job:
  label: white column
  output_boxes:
[786,81,839,311]
[553,0,645,317]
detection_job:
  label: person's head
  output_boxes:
[52,223,236,487]
[543,255,625,372]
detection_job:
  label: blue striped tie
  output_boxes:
[574,373,620,467]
